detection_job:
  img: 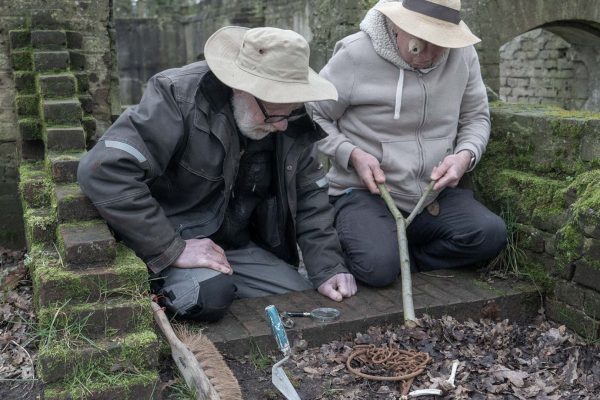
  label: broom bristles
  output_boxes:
[175,325,243,400]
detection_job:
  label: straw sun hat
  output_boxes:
[204,26,338,104]
[375,0,481,48]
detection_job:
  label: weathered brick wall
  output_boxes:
[0,0,120,249]
[476,104,600,339]
[500,29,599,112]
[0,10,24,247]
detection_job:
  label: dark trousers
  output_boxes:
[331,188,507,287]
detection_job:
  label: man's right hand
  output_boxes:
[349,148,386,194]
[172,238,232,275]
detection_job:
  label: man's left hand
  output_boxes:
[430,151,472,191]
[317,273,357,302]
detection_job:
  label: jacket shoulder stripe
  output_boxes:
[105,140,147,163]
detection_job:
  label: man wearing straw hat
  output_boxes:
[78,26,357,321]
[309,0,507,287]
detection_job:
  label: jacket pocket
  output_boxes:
[380,139,421,199]
[179,116,226,181]
[252,196,281,248]
[421,136,454,179]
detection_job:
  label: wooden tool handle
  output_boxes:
[151,301,221,400]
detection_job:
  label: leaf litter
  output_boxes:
[227,313,600,399]
[0,247,40,399]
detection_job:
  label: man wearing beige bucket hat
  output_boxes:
[78,26,356,321]
[308,0,507,287]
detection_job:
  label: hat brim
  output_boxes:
[204,26,338,103]
[375,2,481,48]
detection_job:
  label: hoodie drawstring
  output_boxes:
[394,68,404,120]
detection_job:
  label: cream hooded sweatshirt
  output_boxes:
[308,0,490,213]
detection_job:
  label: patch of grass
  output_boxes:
[248,342,272,371]
[168,375,197,400]
[486,205,525,277]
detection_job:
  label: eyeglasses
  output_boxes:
[255,97,306,123]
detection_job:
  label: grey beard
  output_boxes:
[231,94,277,140]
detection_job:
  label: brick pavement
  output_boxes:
[190,269,540,357]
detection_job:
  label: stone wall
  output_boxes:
[500,29,600,111]
[0,12,23,248]
[0,0,120,249]
[476,103,600,340]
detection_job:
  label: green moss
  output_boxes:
[11,50,33,71]
[18,118,43,140]
[14,71,37,94]
[555,223,584,269]
[568,170,600,213]
[23,207,57,247]
[16,94,40,117]
[44,369,158,400]
[9,30,31,50]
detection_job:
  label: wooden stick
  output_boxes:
[406,181,436,226]
[378,184,416,326]
[378,182,437,327]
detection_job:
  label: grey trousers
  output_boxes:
[331,188,507,287]
[155,242,312,321]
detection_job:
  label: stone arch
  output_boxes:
[461,0,600,95]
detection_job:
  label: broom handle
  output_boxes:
[151,301,221,400]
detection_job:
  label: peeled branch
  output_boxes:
[377,181,437,327]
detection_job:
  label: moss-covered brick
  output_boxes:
[11,50,34,71]
[488,103,600,178]
[47,150,84,183]
[14,71,37,94]
[54,183,97,222]
[39,73,77,98]
[21,139,46,161]
[18,118,43,141]
[573,259,600,291]
[9,30,31,50]
[34,246,147,307]
[567,170,600,215]
[37,297,152,339]
[57,219,116,267]
[553,280,585,308]
[33,51,70,72]
[476,169,567,231]
[19,162,52,208]
[43,99,82,124]
[15,94,40,117]
[546,299,600,341]
[45,127,86,152]
[44,369,158,400]
[31,30,67,50]
[82,116,96,142]
[555,223,584,275]
[23,207,57,248]
[74,72,89,93]
[37,330,158,384]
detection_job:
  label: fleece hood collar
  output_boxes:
[360,0,448,72]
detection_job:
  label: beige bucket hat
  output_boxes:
[375,0,480,48]
[204,26,338,103]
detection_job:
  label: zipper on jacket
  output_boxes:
[415,71,428,196]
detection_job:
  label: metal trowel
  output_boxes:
[265,305,302,400]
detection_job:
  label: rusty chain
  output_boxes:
[346,344,431,383]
